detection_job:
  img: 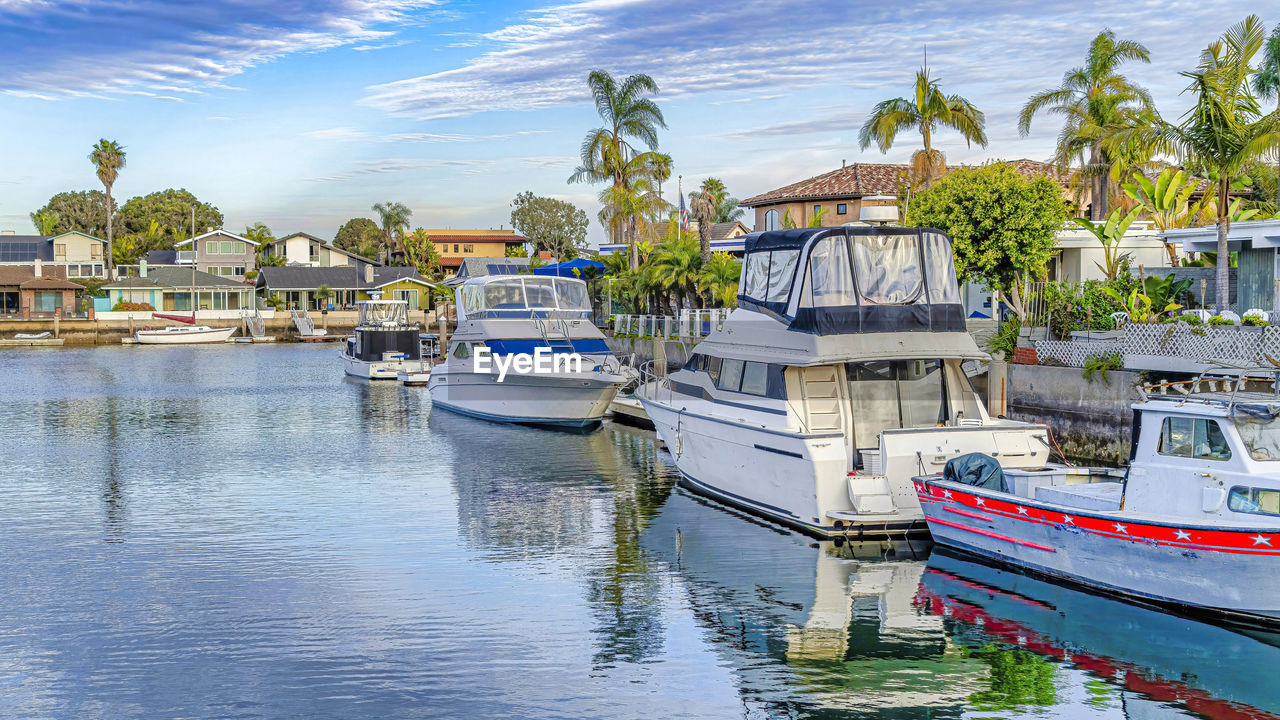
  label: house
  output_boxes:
[599,219,752,257]
[101,264,253,311]
[255,265,434,310]
[1166,219,1280,313]
[443,257,532,286]
[0,230,107,279]
[262,232,377,269]
[421,229,527,276]
[173,230,258,280]
[0,266,84,317]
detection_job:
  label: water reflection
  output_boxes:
[919,551,1280,719]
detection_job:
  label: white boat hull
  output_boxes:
[428,365,624,428]
[640,395,921,539]
[135,326,236,344]
[916,478,1280,623]
[343,354,415,380]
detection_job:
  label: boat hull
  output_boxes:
[640,395,921,539]
[342,354,412,380]
[135,326,236,344]
[916,478,1280,624]
[428,366,622,428]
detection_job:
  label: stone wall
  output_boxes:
[1007,363,1139,467]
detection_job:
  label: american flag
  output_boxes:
[679,193,688,229]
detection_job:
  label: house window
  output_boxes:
[54,243,66,260]
[1159,417,1232,461]
[34,292,62,313]
[453,244,460,253]
[310,244,320,262]
[463,244,474,253]
[814,204,822,217]
[234,266,245,276]
[764,209,779,231]
[837,203,848,215]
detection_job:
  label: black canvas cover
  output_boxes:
[353,328,421,361]
[943,453,1007,493]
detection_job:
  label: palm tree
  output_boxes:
[689,191,716,263]
[650,235,702,309]
[29,210,58,235]
[371,201,412,264]
[859,64,987,188]
[1019,30,1153,220]
[568,70,667,270]
[1138,15,1280,311]
[697,178,745,223]
[1254,22,1280,211]
[88,139,126,278]
[699,252,741,308]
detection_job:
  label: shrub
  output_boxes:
[1243,315,1271,327]
[1082,351,1123,385]
[1036,275,1137,338]
[111,301,155,311]
[1208,315,1236,326]
[987,316,1021,360]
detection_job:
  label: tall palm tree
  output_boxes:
[1138,15,1280,311]
[689,191,716,263]
[858,64,987,188]
[88,139,126,278]
[1019,30,1153,219]
[371,201,412,264]
[568,70,667,270]
[697,177,745,223]
[1254,22,1280,210]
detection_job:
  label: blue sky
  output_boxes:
[0,0,1266,245]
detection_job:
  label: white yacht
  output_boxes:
[635,226,1049,539]
[428,274,632,428]
[341,299,425,380]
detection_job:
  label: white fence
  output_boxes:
[1036,322,1280,372]
[613,309,732,339]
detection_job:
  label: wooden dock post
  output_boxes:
[988,352,1008,418]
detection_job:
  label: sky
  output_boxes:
[0,0,1268,245]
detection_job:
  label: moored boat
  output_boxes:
[915,368,1280,626]
[135,325,236,344]
[341,299,422,380]
[635,226,1050,539]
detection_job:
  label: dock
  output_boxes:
[0,338,64,347]
[297,335,344,342]
[608,395,653,429]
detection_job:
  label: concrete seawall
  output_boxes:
[1007,363,1140,467]
[605,336,697,371]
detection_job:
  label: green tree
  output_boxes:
[371,201,412,264]
[906,163,1070,319]
[29,210,58,235]
[1136,15,1280,311]
[1019,29,1153,220]
[333,217,381,255]
[808,205,829,227]
[1254,22,1280,211]
[699,252,741,308]
[243,222,274,246]
[509,191,590,260]
[33,190,118,238]
[119,189,223,246]
[1072,206,1143,280]
[859,64,988,188]
[1123,168,1203,262]
[89,139,126,277]
[402,228,441,279]
[249,222,285,271]
[568,69,668,270]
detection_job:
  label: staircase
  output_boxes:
[537,317,576,355]
[797,365,845,433]
[291,309,319,337]
[244,308,266,338]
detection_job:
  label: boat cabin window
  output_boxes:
[800,237,856,307]
[685,353,783,398]
[1233,410,1280,461]
[850,235,923,304]
[847,360,946,448]
[719,359,744,391]
[1159,417,1232,461]
[553,279,590,311]
[923,232,962,304]
[1228,486,1280,516]
[741,249,799,307]
[453,342,470,359]
[460,277,592,319]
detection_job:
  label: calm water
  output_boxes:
[0,344,1277,719]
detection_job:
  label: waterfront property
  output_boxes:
[0,230,107,280]
[1167,219,1280,314]
[0,265,84,317]
[255,265,432,310]
[102,264,252,311]
[261,232,377,269]
[442,257,531,286]
[426,229,528,279]
[599,219,750,257]
[173,230,259,281]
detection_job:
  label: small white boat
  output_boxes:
[135,325,236,344]
[398,366,432,386]
[915,367,1280,626]
[13,332,50,340]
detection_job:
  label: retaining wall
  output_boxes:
[1007,363,1139,467]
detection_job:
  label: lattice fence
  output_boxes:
[1035,340,1122,367]
[1036,323,1280,368]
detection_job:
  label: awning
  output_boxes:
[533,258,606,277]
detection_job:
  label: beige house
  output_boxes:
[263,232,375,269]
[0,230,106,279]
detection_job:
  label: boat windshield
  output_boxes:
[357,301,408,327]
[457,277,591,319]
[1233,407,1280,461]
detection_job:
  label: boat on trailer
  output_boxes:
[635,226,1049,539]
[915,366,1280,626]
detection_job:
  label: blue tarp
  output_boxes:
[533,259,606,277]
[943,453,1008,493]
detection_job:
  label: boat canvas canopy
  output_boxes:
[738,227,965,336]
[356,300,408,327]
[456,275,592,320]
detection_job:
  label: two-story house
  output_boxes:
[423,229,527,278]
[261,232,377,269]
[0,230,106,279]
[173,230,258,280]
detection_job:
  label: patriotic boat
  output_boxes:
[914,368,1280,626]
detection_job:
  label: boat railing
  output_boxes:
[636,359,672,403]
[612,309,731,340]
[1138,364,1280,409]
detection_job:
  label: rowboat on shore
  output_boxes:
[914,368,1280,627]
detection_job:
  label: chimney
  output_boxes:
[33,258,42,276]
[842,159,847,169]
[0,230,15,235]
[139,259,148,278]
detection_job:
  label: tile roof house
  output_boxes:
[0,265,85,317]
[420,229,528,274]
